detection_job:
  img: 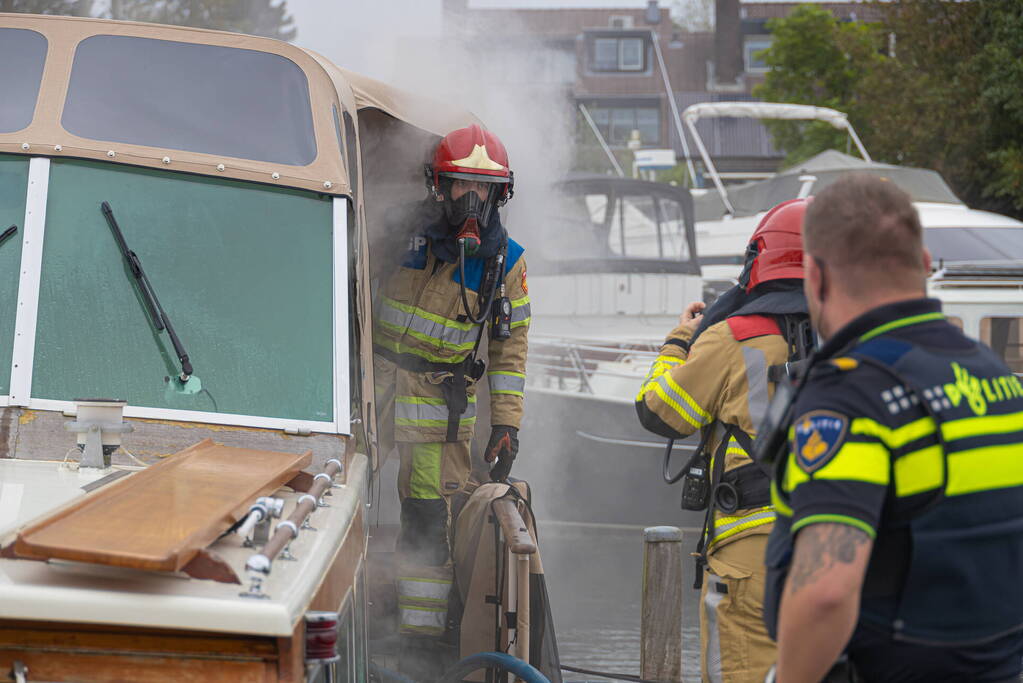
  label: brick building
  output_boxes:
[442,0,879,177]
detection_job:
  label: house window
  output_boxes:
[585,104,660,146]
[744,36,772,73]
[591,36,645,72]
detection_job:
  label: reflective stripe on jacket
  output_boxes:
[374,237,530,442]
[635,319,789,551]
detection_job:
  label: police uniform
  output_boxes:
[636,313,789,683]
[764,298,1023,682]
[374,230,530,638]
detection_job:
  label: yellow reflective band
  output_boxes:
[947,443,1023,496]
[383,296,475,331]
[894,445,943,497]
[782,450,810,493]
[813,442,890,486]
[409,443,442,499]
[377,318,476,352]
[859,312,945,342]
[397,395,477,405]
[709,507,775,547]
[943,410,1023,441]
[662,373,711,421]
[790,514,876,540]
[851,416,935,449]
[375,337,468,364]
[396,416,476,428]
[771,481,793,517]
[511,295,530,308]
[650,382,704,429]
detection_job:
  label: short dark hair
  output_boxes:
[804,174,926,291]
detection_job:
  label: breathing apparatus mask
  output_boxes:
[438,177,501,256]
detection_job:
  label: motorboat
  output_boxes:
[0,12,493,681]
[686,102,1023,363]
[517,175,708,526]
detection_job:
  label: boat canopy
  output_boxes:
[693,149,962,221]
[0,13,479,197]
[683,102,857,132]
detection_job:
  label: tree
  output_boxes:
[0,0,296,41]
[0,0,92,15]
[752,4,882,166]
[753,1,1023,219]
[109,0,296,41]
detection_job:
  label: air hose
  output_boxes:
[437,652,550,683]
[457,238,504,325]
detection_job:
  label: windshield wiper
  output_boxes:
[101,202,193,381]
[0,225,17,247]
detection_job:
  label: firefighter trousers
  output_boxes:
[700,533,776,683]
[395,440,472,638]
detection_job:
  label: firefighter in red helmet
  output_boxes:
[636,198,812,683]
[373,124,529,676]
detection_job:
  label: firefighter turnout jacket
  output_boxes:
[375,233,530,444]
[636,314,790,551]
[764,298,1023,681]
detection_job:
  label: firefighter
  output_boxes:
[373,124,529,675]
[636,198,812,683]
[761,175,1023,682]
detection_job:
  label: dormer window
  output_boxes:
[590,34,646,72]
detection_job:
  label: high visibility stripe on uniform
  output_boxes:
[858,312,946,343]
[648,374,712,430]
[894,444,943,497]
[790,513,877,539]
[489,371,525,396]
[395,395,477,424]
[375,337,468,364]
[399,605,447,634]
[724,436,747,458]
[377,297,480,352]
[813,442,890,485]
[397,576,452,604]
[637,356,685,399]
[771,481,793,517]
[942,410,1023,441]
[510,296,531,329]
[947,443,1023,496]
[782,450,809,493]
[852,416,935,449]
[409,442,442,499]
[708,507,775,548]
[742,346,770,427]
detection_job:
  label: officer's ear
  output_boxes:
[922,247,933,275]
[807,255,827,305]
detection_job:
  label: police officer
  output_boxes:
[762,174,1023,682]
[373,125,530,673]
[636,199,812,683]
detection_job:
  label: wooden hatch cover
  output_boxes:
[14,439,311,572]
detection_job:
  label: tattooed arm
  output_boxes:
[775,523,873,683]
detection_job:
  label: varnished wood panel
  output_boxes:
[0,620,283,681]
[15,439,311,571]
[310,507,364,613]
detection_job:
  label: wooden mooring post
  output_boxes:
[641,526,684,683]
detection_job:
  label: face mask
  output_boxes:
[443,185,496,256]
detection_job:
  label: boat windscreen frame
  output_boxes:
[3,155,352,435]
[682,101,871,216]
[543,175,700,275]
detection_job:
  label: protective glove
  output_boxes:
[485,425,519,482]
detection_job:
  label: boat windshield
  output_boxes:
[542,181,696,272]
[924,228,1023,263]
[7,155,335,424]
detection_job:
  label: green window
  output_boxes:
[0,154,29,396]
[32,159,334,422]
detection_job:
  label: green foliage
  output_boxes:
[0,0,92,15]
[753,4,882,166]
[0,0,296,41]
[755,0,1023,219]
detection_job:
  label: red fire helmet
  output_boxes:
[743,197,811,292]
[427,124,514,203]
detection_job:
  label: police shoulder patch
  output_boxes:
[793,410,849,473]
